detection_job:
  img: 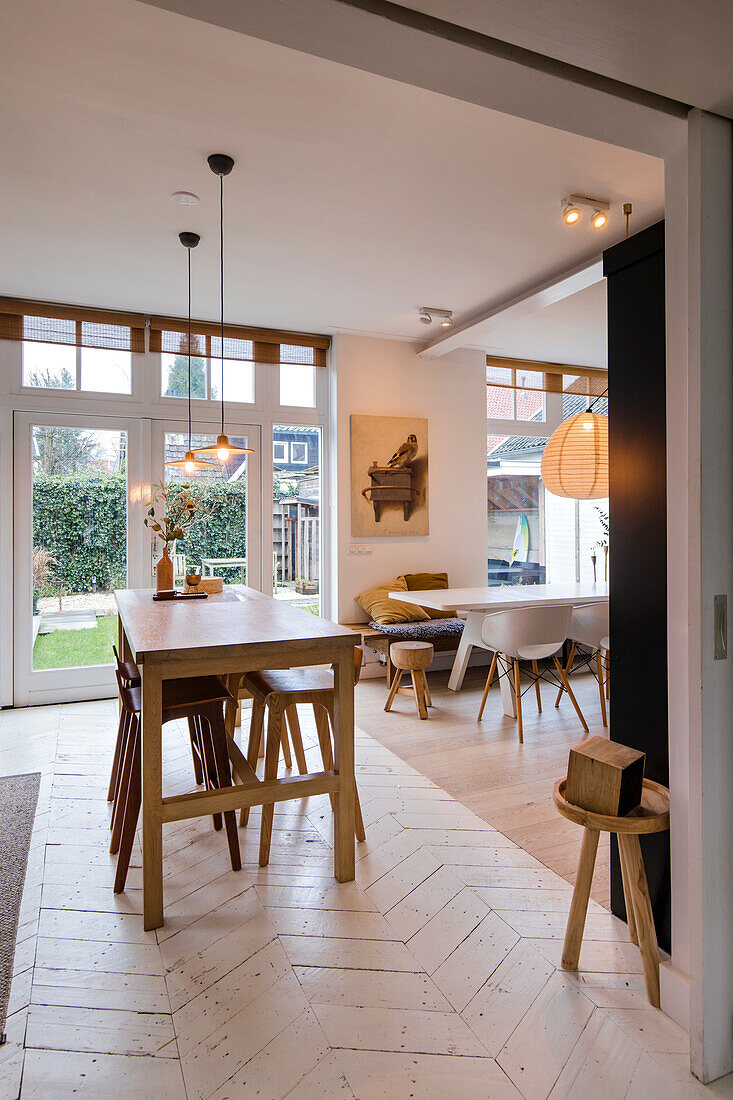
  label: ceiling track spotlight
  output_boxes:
[561,194,611,229]
[419,307,453,328]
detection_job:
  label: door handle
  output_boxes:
[714,594,727,660]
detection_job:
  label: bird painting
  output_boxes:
[387,434,418,468]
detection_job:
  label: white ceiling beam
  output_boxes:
[417,255,604,358]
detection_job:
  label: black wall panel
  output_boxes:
[603,221,670,953]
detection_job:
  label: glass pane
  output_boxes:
[32,426,127,670]
[164,432,249,586]
[161,351,207,399]
[273,426,321,614]
[486,385,515,419]
[23,342,76,389]
[487,434,546,586]
[211,359,255,404]
[280,363,316,408]
[81,348,132,394]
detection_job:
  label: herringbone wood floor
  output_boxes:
[0,696,726,1099]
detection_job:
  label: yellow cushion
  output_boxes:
[401,572,454,619]
[356,577,430,625]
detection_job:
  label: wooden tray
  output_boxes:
[152,590,208,602]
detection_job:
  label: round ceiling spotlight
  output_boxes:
[172,191,200,206]
[591,209,609,230]
[419,309,432,325]
[441,313,453,328]
[562,203,581,226]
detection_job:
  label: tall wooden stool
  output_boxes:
[385,641,433,720]
[110,669,242,893]
[239,647,366,866]
[553,776,670,1007]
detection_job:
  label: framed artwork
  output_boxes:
[350,414,429,536]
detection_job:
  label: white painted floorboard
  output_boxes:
[1,699,732,1099]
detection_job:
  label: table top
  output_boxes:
[115,586,356,662]
[200,557,247,566]
[553,777,670,834]
[391,581,609,613]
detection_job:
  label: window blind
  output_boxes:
[486,356,607,397]
[0,297,145,353]
[149,317,329,366]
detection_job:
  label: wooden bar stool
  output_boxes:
[385,641,433,720]
[553,776,670,1007]
[239,647,366,866]
[110,669,241,893]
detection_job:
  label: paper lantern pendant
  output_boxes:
[541,412,608,499]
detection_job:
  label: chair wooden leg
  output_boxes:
[412,670,429,720]
[619,834,660,1007]
[187,715,204,785]
[618,837,638,946]
[477,652,497,721]
[596,650,608,727]
[553,657,589,733]
[206,707,242,873]
[110,713,136,854]
[107,708,127,802]
[110,708,132,817]
[197,716,223,831]
[322,703,365,842]
[285,705,308,775]
[114,722,141,893]
[240,699,265,827]
[278,701,293,769]
[259,696,284,866]
[561,825,600,969]
[555,643,575,707]
[514,660,523,743]
[384,669,403,712]
[605,649,611,698]
[532,660,542,712]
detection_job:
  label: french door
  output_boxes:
[13,411,144,706]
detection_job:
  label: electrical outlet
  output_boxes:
[349,544,358,554]
[357,544,366,554]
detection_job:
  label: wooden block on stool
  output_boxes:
[566,736,645,816]
[185,576,224,594]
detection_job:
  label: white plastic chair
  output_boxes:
[555,603,609,726]
[477,604,588,741]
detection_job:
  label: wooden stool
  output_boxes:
[385,641,434,720]
[110,669,242,893]
[239,647,366,866]
[553,776,670,1007]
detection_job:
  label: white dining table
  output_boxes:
[391,582,609,716]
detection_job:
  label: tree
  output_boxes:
[164,340,206,399]
[33,424,103,477]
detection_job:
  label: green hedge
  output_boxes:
[33,474,247,593]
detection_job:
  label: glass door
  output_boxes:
[151,419,261,592]
[13,411,142,706]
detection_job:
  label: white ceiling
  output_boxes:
[479,280,607,369]
[1,0,663,344]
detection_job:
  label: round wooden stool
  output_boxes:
[553,776,670,1007]
[385,641,434,720]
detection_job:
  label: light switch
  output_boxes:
[348,544,357,555]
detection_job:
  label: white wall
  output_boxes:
[330,334,487,624]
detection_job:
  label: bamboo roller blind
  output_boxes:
[486,355,607,397]
[0,297,330,365]
[0,297,146,353]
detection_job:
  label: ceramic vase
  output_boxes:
[156,545,174,592]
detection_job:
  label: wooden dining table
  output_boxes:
[114,586,359,930]
[392,581,609,714]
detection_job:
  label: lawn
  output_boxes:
[33,615,119,670]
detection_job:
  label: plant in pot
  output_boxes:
[144,481,209,593]
[594,507,610,581]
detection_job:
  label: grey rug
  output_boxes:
[0,772,40,1043]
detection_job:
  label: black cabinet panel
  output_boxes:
[603,221,670,953]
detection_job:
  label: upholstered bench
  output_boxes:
[357,618,465,681]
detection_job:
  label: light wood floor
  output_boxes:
[356,663,612,907]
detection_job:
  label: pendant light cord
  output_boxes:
[187,246,193,449]
[219,172,225,437]
[587,387,608,413]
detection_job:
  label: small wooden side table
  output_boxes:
[553,776,670,1007]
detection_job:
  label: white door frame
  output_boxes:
[12,409,143,706]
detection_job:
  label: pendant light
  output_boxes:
[194,153,253,462]
[166,232,215,473]
[541,401,608,500]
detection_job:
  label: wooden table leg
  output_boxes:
[618,836,638,945]
[332,652,355,883]
[619,833,660,1007]
[141,664,164,931]
[562,825,600,970]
